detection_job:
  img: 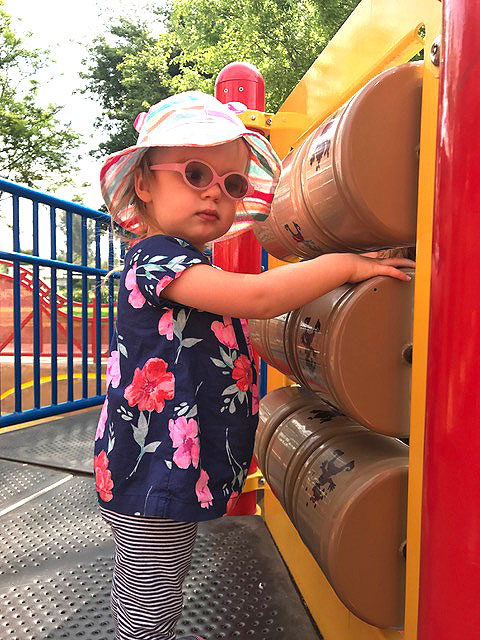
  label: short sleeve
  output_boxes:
[124,235,209,308]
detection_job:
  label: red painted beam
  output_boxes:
[418,2,480,638]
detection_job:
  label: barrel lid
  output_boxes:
[267,313,296,377]
[326,271,414,435]
[256,386,318,471]
[335,62,423,245]
[291,430,408,628]
[253,212,299,262]
[327,463,408,629]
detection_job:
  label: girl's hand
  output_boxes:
[161,251,416,319]
[347,254,416,283]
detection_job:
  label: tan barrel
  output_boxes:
[254,386,320,472]
[288,271,414,436]
[249,314,298,379]
[264,405,363,513]
[253,62,423,261]
[291,430,408,629]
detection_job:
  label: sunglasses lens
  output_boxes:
[185,161,213,188]
[224,173,249,199]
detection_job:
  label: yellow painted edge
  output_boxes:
[242,469,264,493]
[403,8,442,639]
[238,109,273,134]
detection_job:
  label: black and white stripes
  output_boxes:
[101,507,198,640]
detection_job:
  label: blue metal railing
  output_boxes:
[0,178,128,428]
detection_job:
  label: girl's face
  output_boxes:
[134,140,249,250]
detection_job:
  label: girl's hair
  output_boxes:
[103,149,162,284]
[130,150,154,240]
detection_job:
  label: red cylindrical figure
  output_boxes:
[215,61,265,112]
[214,62,266,516]
[213,61,265,283]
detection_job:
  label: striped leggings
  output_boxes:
[101,508,198,640]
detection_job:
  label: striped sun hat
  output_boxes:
[100,91,282,235]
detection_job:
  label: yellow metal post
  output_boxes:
[403,10,441,640]
[261,1,442,638]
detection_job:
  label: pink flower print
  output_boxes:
[158,308,174,340]
[251,383,259,415]
[94,450,114,502]
[125,263,146,308]
[211,317,238,349]
[95,398,108,440]
[156,275,173,297]
[169,417,200,469]
[196,469,213,509]
[232,354,253,392]
[225,491,240,515]
[124,358,175,413]
[240,318,254,360]
[105,350,121,388]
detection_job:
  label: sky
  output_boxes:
[4,0,161,208]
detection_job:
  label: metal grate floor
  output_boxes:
[0,430,322,640]
[0,409,101,474]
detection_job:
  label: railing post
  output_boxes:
[0,179,127,428]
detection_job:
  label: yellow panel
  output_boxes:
[242,469,263,493]
[262,2,442,637]
[403,12,441,640]
[264,486,403,640]
[270,0,441,158]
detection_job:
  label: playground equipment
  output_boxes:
[0,182,125,425]
[256,389,408,629]
[253,62,423,261]
[230,0,479,639]
[1,0,479,639]
[0,259,111,359]
[250,270,415,436]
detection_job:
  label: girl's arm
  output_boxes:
[161,252,415,319]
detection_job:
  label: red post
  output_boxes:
[214,62,265,515]
[213,62,265,279]
[417,2,480,638]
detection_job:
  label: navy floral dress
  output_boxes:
[94,235,258,522]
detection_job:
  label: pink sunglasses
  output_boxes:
[149,159,253,200]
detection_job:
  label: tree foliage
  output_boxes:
[82,0,361,156]
[167,0,330,109]
[0,1,81,187]
[81,18,177,158]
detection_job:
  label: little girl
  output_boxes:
[94,91,414,640]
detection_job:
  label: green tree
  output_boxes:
[81,18,177,158]
[167,0,329,110]
[0,1,81,188]
[315,0,363,39]
[82,0,361,154]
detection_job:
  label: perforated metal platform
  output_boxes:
[0,409,100,474]
[0,429,322,640]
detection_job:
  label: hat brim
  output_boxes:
[100,92,281,235]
